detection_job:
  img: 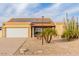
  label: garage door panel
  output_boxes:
[6,28,28,38]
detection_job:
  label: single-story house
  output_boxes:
[2,17,55,38]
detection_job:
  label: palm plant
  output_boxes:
[41,28,57,43]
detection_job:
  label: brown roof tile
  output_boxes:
[32,22,55,27]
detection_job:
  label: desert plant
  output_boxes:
[41,28,57,43]
[62,16,79,41]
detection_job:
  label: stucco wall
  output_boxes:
[55,22,64,37]
[0,30,2,38]
[1,22,65,38]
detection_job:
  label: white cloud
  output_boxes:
[2,3,40,18]
[31,3,62,17]
[19,3,40,17]
[13,4,29,16]
[29,3,62,22]
[4,3,29,17]
[65,7,79,15]
[55,5,79,21]
[30,3,79,22]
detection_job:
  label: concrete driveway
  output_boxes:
[0,38,26,56]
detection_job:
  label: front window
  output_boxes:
[35,28,42,32]
[34,27,42,37]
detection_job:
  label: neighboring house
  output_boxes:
[55,22,65,37]
[2,17,55,38]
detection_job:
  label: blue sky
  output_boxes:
[0,3,79,26]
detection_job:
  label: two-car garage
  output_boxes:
[5,28,29,38]
[2,22,31,38]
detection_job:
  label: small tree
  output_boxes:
[41,28,57,43]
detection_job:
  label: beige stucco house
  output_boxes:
[55,22,64,37]
[2,17,56,38]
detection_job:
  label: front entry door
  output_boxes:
[34,27,42,37]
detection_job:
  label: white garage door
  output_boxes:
[6,28,28,38]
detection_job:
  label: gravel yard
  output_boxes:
[14,38,79,56]
[0,38,26,56]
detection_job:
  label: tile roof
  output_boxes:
[32,22,55,26]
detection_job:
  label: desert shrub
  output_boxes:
[62,16,79,41]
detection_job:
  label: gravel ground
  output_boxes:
[0,38,26,56]
[14,37,79,56]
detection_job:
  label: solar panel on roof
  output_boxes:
[10,18,51,23]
